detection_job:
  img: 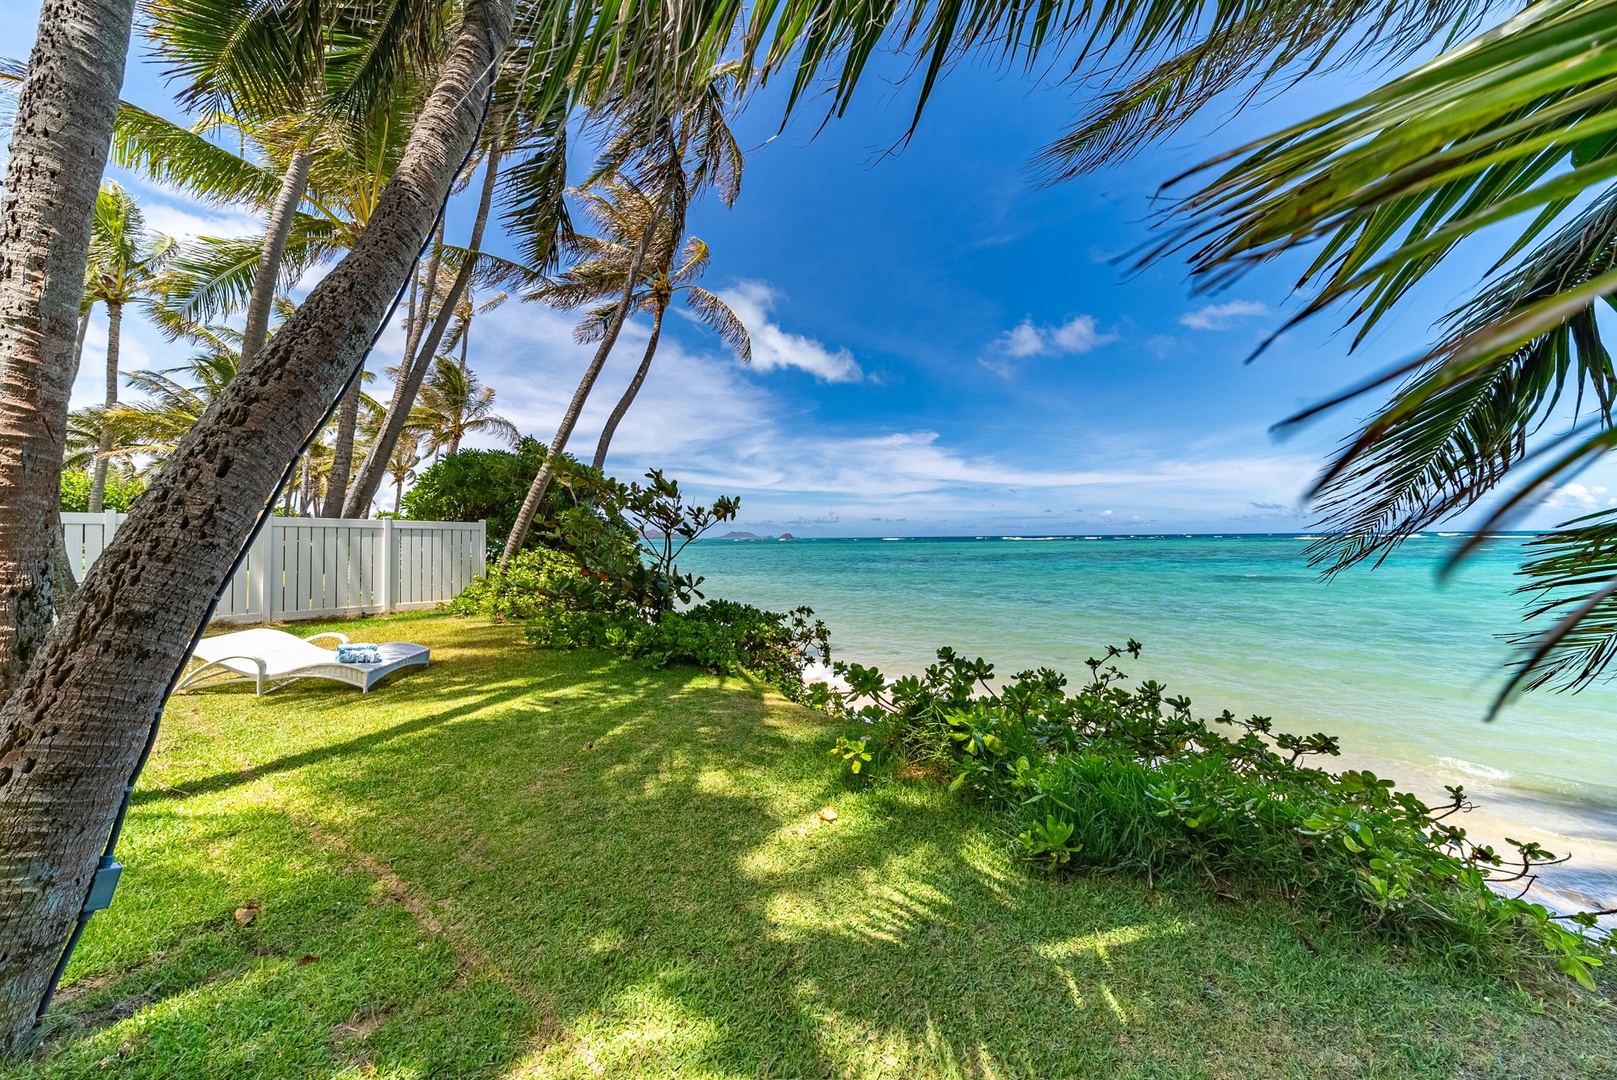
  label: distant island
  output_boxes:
[719,531,796,540]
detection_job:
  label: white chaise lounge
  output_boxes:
[177,628,430,696]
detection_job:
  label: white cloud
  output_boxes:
[1179,300,1268,331]
[719,281,862,383]
[993,315,1116,361]
[1545,482,1611,512]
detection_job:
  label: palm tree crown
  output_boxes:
[408,356,521,459]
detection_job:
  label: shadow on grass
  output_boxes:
[12,619,1616,1080]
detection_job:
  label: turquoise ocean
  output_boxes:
[682,534,1617,913]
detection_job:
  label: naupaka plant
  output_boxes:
[809,642,1613,988]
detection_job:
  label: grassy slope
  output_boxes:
[4,613,1614,1080]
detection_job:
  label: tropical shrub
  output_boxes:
[814,643,1613,986]
[526,599,830,700]
[403,438,583,553]
[59,468,144,512]
[443,548,599,620]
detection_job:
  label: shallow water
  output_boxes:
[681,534,1617,911]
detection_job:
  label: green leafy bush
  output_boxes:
[443,548,599,620]
[526,600,830,701]
[403,439,583,554]
[59,469,144,512]
[815,643,1613,986]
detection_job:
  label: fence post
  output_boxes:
[475,520,486,578]
[379,518,395,613]
[103,509,119,544]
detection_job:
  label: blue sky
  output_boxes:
[10,4,1614,534]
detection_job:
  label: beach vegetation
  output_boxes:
[402,440,569,551]
[816,642,1616,987]
[528,599,830,699]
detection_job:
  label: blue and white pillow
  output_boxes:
[337,644,382,665]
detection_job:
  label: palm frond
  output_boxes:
[1038,0,1489,180]
[145,0,318,119]
[500,99,574,274]
[683,286,751,362]
[1307,189,1617,573]
[110,102,283,207]
[1503,512,1617,698]
[1156,0,1617,332]
[154,217,333,324]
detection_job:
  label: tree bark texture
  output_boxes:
[344,139,501,519]
[239,148,313,367]
[592,303,664,472]
[0,0,512,1052]
[85,301,121,514]
[501,211,660,565]
[0,0,137,709]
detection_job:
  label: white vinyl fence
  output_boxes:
[62,512,486,624]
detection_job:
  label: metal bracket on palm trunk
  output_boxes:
[83,856,123,913]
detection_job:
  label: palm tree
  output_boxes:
[80,183,173,512]
[386,430,425,514]
[501,61,748,564]
[408,355,521,459]
[532,180,750,473]
[134,0,445,364]
[0,0,136,710]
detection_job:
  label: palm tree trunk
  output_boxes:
[501,212,661,566]
[86,301,122,513]
[0,0,512,1051]
[72,309,91,375]
[0,0,136,714]
[239,147,312,366]
[344,133,502,519]
[341,223,441,517]
[592,303,665,472]
[298,453,313,515]
[321,380,363,517]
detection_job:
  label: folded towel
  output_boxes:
[337,644,383,665]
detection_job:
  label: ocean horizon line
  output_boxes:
[702,530,1535,542]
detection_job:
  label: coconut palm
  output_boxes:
[386,430,425,514]
[533,180,750,473]
[80,182,174,512]
[408,355,521,459]
[501,60,749,563]
[341,89,574,518]
[132,0,446,364]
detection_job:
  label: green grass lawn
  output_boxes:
[5,613,1614,1079]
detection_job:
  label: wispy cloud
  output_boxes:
[1179,300,1268,331]
[720,282,862,383]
